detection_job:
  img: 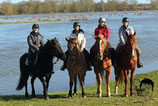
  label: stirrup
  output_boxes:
[137,62,143,68]
[60,66,66,71]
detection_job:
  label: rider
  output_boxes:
[27,24,45,68]
[117,17,143,68]
[91,17,116,66]
[61,22,92,71]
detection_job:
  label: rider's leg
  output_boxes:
[115,45,123,66]
[107,42,116,66]
[83,49,92,71]
[28,51,36,66]
[135,46,143,68]
[61,50,69,71]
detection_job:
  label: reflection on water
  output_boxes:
[0,11,158,95]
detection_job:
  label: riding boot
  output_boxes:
[83,49,92,71]
[136,49,143,68]
[109,48,117,66]
[28,61,34,77]
[60,51,69,71]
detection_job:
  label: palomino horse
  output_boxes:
[16,38,66,100]
[66,37,87,98]
[90,34,112,97]
[114,32,137,97]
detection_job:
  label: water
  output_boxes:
[0,11,158,95]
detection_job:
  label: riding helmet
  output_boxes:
[122,17,129,23]
[73,22,80,28]
[99,17,106,23]
[32,24,39,29]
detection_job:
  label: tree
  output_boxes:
[150,0,158,9]
[129,0,138,10]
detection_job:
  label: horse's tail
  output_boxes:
[16,53,30,90]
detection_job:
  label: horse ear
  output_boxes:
[134,31,136,36]
[66,37,70,42]
[47,39,51,43]
[54,37,57,40]
[126,31,129,37]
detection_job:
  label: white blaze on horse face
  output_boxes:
[99,40,102,53]
[132,49,135,57]
[99,40,104,60]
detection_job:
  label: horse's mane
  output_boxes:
[66,37,80,52]
[125,32,137,49]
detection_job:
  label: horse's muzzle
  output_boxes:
[97,54,103,60]
[60,53,67,61]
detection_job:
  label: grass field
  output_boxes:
[0,70,158,106]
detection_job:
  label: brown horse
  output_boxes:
[66,37,87,98]
[114,32,137,97]
[90,34,112,97]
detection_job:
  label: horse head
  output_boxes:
[125,32,137,57]
[66,37,80,65]
[95,34,108,60]
[43,37,66,61]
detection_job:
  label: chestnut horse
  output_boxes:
[66,37,87,98]
[114,32,137,97]
[90,34,112,97]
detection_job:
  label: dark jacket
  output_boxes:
[27,31,44,53]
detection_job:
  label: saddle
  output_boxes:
[25,53,39,66]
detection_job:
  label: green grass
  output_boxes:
[1,70,158,106]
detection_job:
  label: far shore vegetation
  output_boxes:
[0,0,158,15]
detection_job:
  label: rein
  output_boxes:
[53,58,59,65]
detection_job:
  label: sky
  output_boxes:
[0,0,150,4]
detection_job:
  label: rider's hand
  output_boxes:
[80,48,83,52]
[36,48,40,51]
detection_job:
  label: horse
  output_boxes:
[66,37,87,98]
[16,38,66,100]
[90,34,112,97]
[114,32,137,97]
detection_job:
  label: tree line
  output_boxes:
[0,0,158,15]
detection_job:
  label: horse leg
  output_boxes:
[68,76,73,98]
[31,76,36,98]
[39,77,49,100]
[106,69,112,97]
[124,70,129,97]
[25,82,29,98]
[130,68,135,96]
[79,75,86,98]
[46,75,52,90]
[73,75,77,96]
[114,67,119,95]
[96,72,102,98]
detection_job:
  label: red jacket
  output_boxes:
[94,26,110,41]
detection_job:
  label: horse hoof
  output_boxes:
[114,92,118,95]
[25,93,29,98]
[44,96,49,100]
[107,95,111,97]
[98,94,102,98]
[82,95,86,98]
[73,93,77,96]
[130,93,135,96]
[124,94,129,97]
[32,95,36,98]
[68,95,72,98]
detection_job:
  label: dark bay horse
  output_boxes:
[66,37,87,98]
[16,38,66,100]
[90,34,112,97]
[114,32,137,97]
